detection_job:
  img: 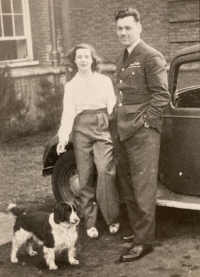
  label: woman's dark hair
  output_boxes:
[115,8,140,22]
[66,43,101,73]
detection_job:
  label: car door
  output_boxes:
[159,47,200,196]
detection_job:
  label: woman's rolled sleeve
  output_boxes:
[106,78,116,115]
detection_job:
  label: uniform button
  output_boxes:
[122,68,125,71]
[119,103,122,106]
[120,91,122,95]
[132,72,135,75]
[120,80,123,83]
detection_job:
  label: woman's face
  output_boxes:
[75,48,93,72]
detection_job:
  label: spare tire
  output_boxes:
[52,150,81,202]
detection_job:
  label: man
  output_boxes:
[109,8,170,262]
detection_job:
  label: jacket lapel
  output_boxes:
[115,40,146,78]
[123,40,144,68]
[115,52,124,78]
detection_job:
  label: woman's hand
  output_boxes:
[56,141,67,155]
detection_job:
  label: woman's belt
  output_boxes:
[79,108,107,114]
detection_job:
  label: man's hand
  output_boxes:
[56,141,67,155]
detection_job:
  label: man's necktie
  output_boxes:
[123,48,129,62]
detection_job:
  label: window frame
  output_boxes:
[0,0,33,63]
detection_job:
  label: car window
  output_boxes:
[173,61,200,108]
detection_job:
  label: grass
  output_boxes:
[0,129,57,213]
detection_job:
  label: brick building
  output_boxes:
[63,0,200,62]
[0,0,199,141]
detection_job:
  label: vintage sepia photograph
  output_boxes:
[0,0,200,276]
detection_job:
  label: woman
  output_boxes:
[57,43,119,238]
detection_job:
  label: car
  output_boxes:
[42,44,200,210]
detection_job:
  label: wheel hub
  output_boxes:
[69,174,81,197]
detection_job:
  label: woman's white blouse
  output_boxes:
[58,72,116,144]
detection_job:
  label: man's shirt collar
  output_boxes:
[127,38,141,54]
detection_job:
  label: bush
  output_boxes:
[0,66,25,142]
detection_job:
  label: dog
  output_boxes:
[8,202,80,270]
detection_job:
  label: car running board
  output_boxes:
[156,182,200,210]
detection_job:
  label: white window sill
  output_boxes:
[0,60,39,68]
[0,63,66,78]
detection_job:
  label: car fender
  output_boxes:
[42,134,74,176]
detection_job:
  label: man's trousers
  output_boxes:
[73,109,119,229]
[111,126,160,244]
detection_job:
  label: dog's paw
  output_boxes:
[49,264,58,270]
[11,257,18,263]
[69,258,79,265]
[29,251,38,256]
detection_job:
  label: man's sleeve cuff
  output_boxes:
[146,106,163,119]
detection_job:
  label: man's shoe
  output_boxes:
[122,233,134,243]
[119,243,153,262]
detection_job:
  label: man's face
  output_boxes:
[116,16,142,47]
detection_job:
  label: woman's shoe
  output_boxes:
[109,223,120,234]
[87,227,99,238]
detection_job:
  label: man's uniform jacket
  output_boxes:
[109,39,170,140]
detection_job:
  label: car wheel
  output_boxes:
[52,150,81,202]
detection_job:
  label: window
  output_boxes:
[173,61,200,108]
[0,0,33,62]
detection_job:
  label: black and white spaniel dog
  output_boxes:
[8,202,80,270]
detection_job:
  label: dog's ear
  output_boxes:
[54,202,70,224]
[73,201,83,218]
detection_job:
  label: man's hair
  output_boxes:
[66,43,101,73]
[115,8,140,22]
